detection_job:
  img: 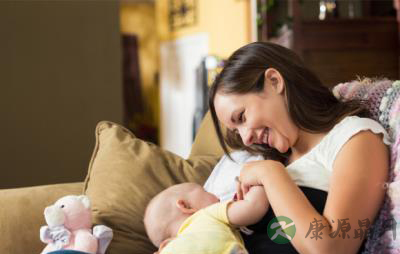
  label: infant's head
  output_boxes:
[144,182,219,247]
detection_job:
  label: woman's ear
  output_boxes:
[176,199,197,214]
[264,68,285,95]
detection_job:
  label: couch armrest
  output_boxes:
[0,182,84,254]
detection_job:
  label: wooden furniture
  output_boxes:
[293,17,398,88]
[263,0,399,88]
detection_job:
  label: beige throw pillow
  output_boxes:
[84,121,220,253]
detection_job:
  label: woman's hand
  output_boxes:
[236,160,285,200]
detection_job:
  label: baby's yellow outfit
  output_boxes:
[160,201,247,254]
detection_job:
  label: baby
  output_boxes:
[143,182,269,254]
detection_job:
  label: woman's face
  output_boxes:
[213,69,299,153]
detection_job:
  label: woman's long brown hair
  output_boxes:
[209,42,369,164]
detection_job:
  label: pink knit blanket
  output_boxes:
[333,78,400,253]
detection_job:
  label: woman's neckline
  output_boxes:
[285,115,357,167]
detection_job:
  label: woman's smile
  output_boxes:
[256,128,269,145]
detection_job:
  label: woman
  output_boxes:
[208,42,391,254]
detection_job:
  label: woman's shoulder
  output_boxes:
[321,115,391,171]
[331,115,391,145]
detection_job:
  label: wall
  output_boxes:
[120,0,252,149]
[0,1,122,188]
[120,2,159,130]
[155,0,252,155]
[156,0,251,58]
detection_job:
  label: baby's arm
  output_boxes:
[227,186,269,226]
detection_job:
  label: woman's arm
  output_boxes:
[227,186,269,226]
[238,130,389,254]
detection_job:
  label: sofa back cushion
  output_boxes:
[84,120,221,253]
[189,111,224,159]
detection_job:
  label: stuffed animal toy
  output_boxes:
[40,195,113,254]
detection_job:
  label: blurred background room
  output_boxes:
[1,0,399,188]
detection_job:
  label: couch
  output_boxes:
[2,78,400,254]
[0,112,224,254]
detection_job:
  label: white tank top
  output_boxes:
[286,115,392,192]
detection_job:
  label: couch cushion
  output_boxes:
[83,121,220,254]
[0,182,84,254]
[189,111,224,159]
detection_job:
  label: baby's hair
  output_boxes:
[143,183,200,247]
[144,191,171,247]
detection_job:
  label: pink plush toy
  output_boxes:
[40,195,113,254]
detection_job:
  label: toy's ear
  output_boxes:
[77,195,91,209]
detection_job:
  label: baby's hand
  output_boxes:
[238,160,284,196]
[234,176,249,201]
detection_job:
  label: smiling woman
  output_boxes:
[208,42,390,254]
[213,69,294,153]
[209,42,370,165]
